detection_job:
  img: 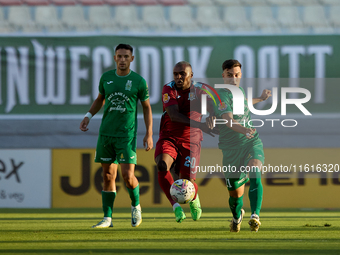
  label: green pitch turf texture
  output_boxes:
[0,208,339,255]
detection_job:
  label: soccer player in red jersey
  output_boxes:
[154,61,215,223]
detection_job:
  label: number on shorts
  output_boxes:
[184,156,196,169]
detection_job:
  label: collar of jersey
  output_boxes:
[115,69,131,78]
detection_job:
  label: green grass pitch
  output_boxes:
[0,208,339,255]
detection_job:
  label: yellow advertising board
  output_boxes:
[52,148,340,208]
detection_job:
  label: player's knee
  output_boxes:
[229,190,243,198]
[157,160,168,172]
[121,171,132,182]
[249,166,262,179]
[103,172,115,185]
[247,159,262,168]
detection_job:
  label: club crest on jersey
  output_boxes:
[188,92,196,101]
[163,93,170,103]
[125,80,132,91]
[218,102,227,111]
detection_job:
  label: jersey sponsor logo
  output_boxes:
[125,80,132,91]
[163,93,170,103]
[188,92,196,101]
[107,93,128,113]
[100,157,112,161]
[107,81,113,84]
[218,102,227,111]
[109,106,126,113]
[111,98,125,105]
[109,98,126,113]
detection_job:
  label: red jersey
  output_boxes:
[159,80,209,144]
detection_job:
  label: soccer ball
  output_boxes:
[170,179,195,204]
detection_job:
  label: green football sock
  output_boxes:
[127,184,140,207]
[249,167,263,216]
[229,195,243,220]
[102,191,116,218]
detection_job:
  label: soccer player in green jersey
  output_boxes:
[213,59,271,232]
[79,44,153,228]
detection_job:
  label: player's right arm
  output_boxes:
[79,93,105,132]
[163,84,215,136]
[252,89,272,105]
[221,112,255,139]
[165,104,215,137]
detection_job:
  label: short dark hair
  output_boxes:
[174,61,192,69]
[115,44,133,54]
[222,59,241,71]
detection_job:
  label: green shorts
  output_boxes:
[222,140,265,191]
[95,135,137,164]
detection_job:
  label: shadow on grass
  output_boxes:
[2,236,340,244]
[1,248,340,254]
[1,225,340,236]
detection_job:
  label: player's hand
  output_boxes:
[199,122,217,137]
[206,115,216,129]
[79,117,90,132]
[211,127,220,135]
[244,128,256,139]
[143,134,153,151]
[260,89,272,101]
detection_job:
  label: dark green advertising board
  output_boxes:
[0,35,339,117]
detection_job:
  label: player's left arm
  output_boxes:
[138,77,153,151]
[141,99,153,151]
[252,89,272,105]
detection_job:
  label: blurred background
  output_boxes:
[0,0,339,209]
[0,0,338,34]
